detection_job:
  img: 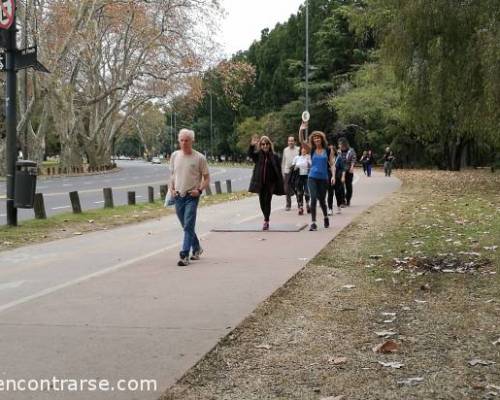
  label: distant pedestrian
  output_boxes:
[366,150,374,177]
[327,143,336,215]
[298,122,336,231]
[169,129,210,267]
[331,145,346,214]
[338,138,357,207]
[384,148,395,177]
[360,151,369,175]
[282,136,300,211]
[248,135,285,230]
[292,144,311,215]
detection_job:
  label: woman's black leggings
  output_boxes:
[259,184,274,222]
[334,175,345,207]
[308,178,328,222]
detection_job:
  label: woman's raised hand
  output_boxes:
[299,121,308,131]
[251,135,260,146]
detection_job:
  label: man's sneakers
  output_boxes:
[285,207,291,211]
[309,223,317,231]
[298,207,304,215]
[263,221,270,231]
[191,248,204,261]
[177,256,190,267]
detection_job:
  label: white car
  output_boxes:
[151,157,161,164]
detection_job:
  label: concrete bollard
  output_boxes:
[103,188,114,208]
[127,191,136,206]
[226,179,232,193]
[160,185,168,201]
[148,186,154,203]
[33,193,47,219]
[214,181,222,194]
[69,191,82,214]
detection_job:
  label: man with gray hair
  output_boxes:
[170,129,210,266]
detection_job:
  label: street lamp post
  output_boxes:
[305,0,310,139]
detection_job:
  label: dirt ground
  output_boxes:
[161,170,500,400]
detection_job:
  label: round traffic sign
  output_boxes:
[0,0,15,30]
[302,111,310,122]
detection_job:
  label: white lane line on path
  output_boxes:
[51,206,71,210]
[0,208,264,315]
[0,281,26,291]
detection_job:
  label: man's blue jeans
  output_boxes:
[175,195,201,258]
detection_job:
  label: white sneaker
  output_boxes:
[328,208,333,216]
[336,207,341,214]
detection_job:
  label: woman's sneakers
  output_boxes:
[298,207,304,215]
[309,222,317,231]
[263,221,270,231]
[324,217,330,228]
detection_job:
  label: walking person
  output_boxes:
[298,122,336,231]
[338,138,356,207]
[282,136,300,211]
[383,148,395,177]
[248,135,285,230]
[360,150,369,175]
[366,149,374,177]
[292,144,311,215]
[169,129,210,267]
[331,145,346,214]
[327,143,336,216]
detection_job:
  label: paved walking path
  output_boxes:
[0,171,400,400]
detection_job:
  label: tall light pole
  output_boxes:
[305,0,310,139]
[209,92,213,157]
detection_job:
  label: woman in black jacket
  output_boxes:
[248,135,285,230]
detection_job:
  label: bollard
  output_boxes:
[128,191,136,206]
[148,186,154,203]
[58,167,62,175]
[33,193,47,219]
[214,181,222,194]
[69,191,82,214]
[226,179,232,193]
[205,184,212,196]
[160,185,168,200]
[103,188,114,208]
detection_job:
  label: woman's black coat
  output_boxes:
[248,145,285,195]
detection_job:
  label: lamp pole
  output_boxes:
[305,0,310,139]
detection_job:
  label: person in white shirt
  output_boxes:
[282,136,299,211]
[292,145,311,215]
[169,129,210,266]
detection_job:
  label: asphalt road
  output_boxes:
[0,160,252,224]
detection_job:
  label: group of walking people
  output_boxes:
[248,121,357,231]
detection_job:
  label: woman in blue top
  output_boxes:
[298,121,336,231]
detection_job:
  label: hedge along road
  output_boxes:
[0,160,253,224]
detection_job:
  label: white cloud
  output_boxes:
[218,0,304,57]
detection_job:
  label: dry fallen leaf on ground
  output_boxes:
[255,344,272,350]
[378,361,404,369]
[492,338,500,345]
[320,396,344,400]
[375,331,397,337]
[342,285,356,289]
[372,340,400,354]
[468,358,496,366]
[397,377,424,386]
[330,357,348,365]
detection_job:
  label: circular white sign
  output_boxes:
[302,111,310,122]
[0,0,15,30]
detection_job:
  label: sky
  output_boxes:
[218,0,305,57]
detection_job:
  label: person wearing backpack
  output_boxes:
[338,138,357,207]
[298,122,336,231]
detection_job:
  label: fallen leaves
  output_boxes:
[372,340,400,354]
[397,377,424,386]
[378,361,404,369]
[374,331,397,338]
[468,358,496,367]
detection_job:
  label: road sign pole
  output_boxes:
[305,0,310,140]
[5,13,17,226]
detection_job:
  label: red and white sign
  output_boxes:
[0,0,15,30]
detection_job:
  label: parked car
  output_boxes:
[151,157,161,164]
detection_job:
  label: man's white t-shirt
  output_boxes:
[170,150,209,196]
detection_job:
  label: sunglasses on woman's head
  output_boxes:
[261,142,270,146]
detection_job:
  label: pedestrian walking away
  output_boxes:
[169,129,210,267]
[282,136,300,211]
[338,137,357,207]
[292,144,311,216]
[298,122,336,231]
[248,135,285,231]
